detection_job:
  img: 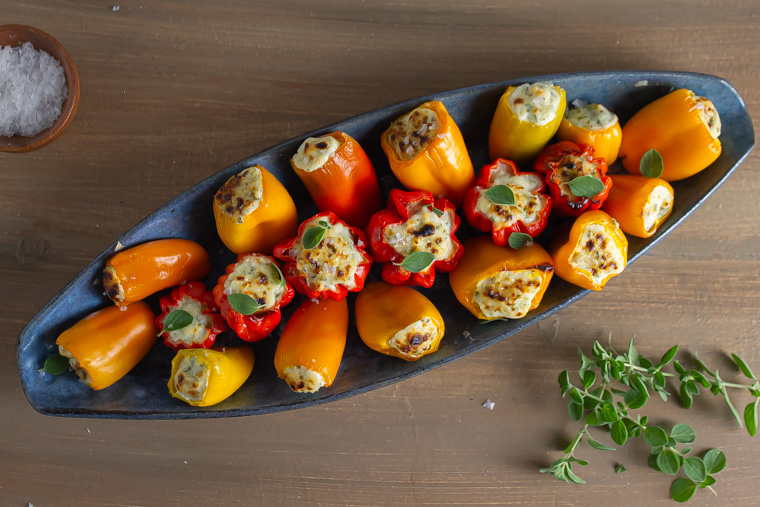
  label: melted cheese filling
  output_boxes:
[643,185,673,232]
[389,317,440,359]
[58,345,91,386]
[387,107,441,161]
[282,366,325,393]
[172,355,208,403]
[214,166,264,223]
[384,205,455,263]
[224,255,286,313]
[570,223,626,285]
[509,83,562,126]
[551,154,602,203]
[693,95,721,139]
[293,217,365,292]
[163,296,212,348]
[472,269,545,319]
[102,264,125,304]
[565,103,618,130]
[476,172,547,230]
[291,135,342,172]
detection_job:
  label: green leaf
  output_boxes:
[302,225,327,249]
[508,232,533,249]
[600,402,618,423]
[703,449,726,474]
[318,219,331,229]
[582,370,596,390]
[267,262,286,287]
[631,373,649,399]
[653,371,666,390]
[670,478,697,503]
[567,175,605,198]
[657,449,681,475]
[673,361,686,375]
[639,149,664,179]
[639,357,654,369]
[682,447,692,455]
[227,293,260,315]
[732,353,756,380]
[485,185,516,205]
[587,434,615,451]
[626,338,639,366]
[565,466,586,485]
[683,457,706,483]
[624,389,647,409]
[430,206,444,217]
[601,388,614,404]
[648,453,661,472]
[569,387,584,406]
[700,475,717,488]
[680,383,694,409]
[42,354,69,375]
[670,423,696,444]
[585,411,602,426]
[158,309,194,337]
[610,420,628,446]
[568,401,583,421]
[614,464,627,474]
[643,426,669,447]
[558,370,572,396]
[659,345,679,367]
[744,400,758,437]
[592,341,606,359]
[397,251,435,273]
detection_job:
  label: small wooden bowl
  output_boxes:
[0,24,80,153]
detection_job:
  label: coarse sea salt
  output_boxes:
[0,42,67,137]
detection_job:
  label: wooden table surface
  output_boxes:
[2,1,758,505]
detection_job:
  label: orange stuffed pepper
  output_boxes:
[602,175,674,238]
[557,102,622,165]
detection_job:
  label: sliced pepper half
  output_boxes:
[213,253,295,342]
[463,158,551,246]
[366,189,463,288]
[155,281,227,351]
[449,236,554,321]
[291,131,382,228]
[274,298,348,393]
[488,82,567,165]
[602,174,674,238]
[103,239,210,306]
[534,141,613,216]
[168,346,254,407]
[620,89,721,181]
[557,102,622,165]
[56,301,157,390]
[549,210,628,291]
[380,100,474,206]
[213,165,298,254]
[355,282,445,361]
[273,211,372,300]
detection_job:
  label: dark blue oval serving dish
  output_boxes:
[17,71,755,419]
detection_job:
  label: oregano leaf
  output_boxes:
[567,175,605,198]
[567,401,583,421]
[610,420,628,446]
[431,206,445,217]
[42,354,69,375]
[485,185,515,205]
[640,149,664,178]
[703,449,726,474]
[508,232,533,249]
[158,309,194,337]
[227,293,260,315]
[732,353,756,380]
[659,345,679,367]
[318,219,331,229]
[670,423,696,444]
[267,262,286,287]
[670,478,697,503]
[302,226,327,249]
[397,251,435,273]
[683,457,706,483]
[558,370,571,396]
[656,449,681,475]
[614,464,627,474]
[643,426,669,447]
[744,399,758,437]
[587,435,615,451]
[600,402,618,423]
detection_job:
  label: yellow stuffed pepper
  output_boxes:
[168,346,255,407]
[274,298,348,393]
[619,89,721,181]
[213,165,298,254]
[449,236,554,321]
[602,175,674,238]
[556,102,622,165]
[488,82,566,165]
[56,302,157,390]
[549,210,628,291]
[380,100,474,206]
[355,282,445,361]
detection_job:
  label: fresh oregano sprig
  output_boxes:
[541,337,759,502]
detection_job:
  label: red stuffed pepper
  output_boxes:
[213,253,295,342]
[273,211,372,301]
[463,158,551,245]
[533,141,612,216]
[155,281,227,351]
[366,189,463,288]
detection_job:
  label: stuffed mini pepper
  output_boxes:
[450,237,554,321]
[366,189,463,288]
[549,210,628,291]
[213,253,295,342]
[168,346,254,407]
[290,131,382,228]
[557,102,622,165]
[602,175,674,238]
[534,141,613,216]
[155,281,227,351]
[273,212,372,300]
[463,158,551,246]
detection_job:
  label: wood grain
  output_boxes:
[1,0,759,505]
